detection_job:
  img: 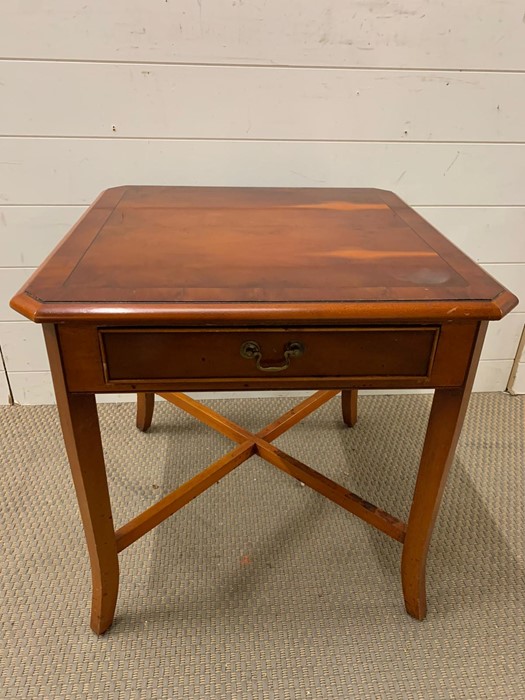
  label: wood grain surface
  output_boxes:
[10,187,517,324]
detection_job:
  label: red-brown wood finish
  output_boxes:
[401,321,488,618]
[55,320,480,393]
[11,186,516,324]
[136,392,154,432]
[341,389,358,427]
[10,186,518,634]
[43,325,119,634]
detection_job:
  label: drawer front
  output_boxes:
[99,327,439,383]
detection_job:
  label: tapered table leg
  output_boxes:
[137,392,155,432]
[401,322,487,619]
[341,389,358,427]
[44,326,119,634]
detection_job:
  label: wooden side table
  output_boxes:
[11,186,518,634]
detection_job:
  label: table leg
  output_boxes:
[136,392,155,432]
[44,326,119,634]
[62,394,119,634]
[401,321,487,619]
[341,389,358,427]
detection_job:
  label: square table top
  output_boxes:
[11,186,517,325]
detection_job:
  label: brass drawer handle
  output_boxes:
[240,340,305,373]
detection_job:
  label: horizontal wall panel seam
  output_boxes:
[1,57,525,74]
[2,137,525,145]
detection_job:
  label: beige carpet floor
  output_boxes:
[1,393,524,699]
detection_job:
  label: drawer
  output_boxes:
[98,327,439,383]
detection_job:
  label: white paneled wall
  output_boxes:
[512,365,525,393]
[1,1,524,70]
[1,1,524,403]
[3,63,525,142]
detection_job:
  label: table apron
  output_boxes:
[52,321,482,393]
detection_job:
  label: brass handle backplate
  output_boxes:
[240,340,305,373]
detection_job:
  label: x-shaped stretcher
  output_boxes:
[115,391,406,554]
